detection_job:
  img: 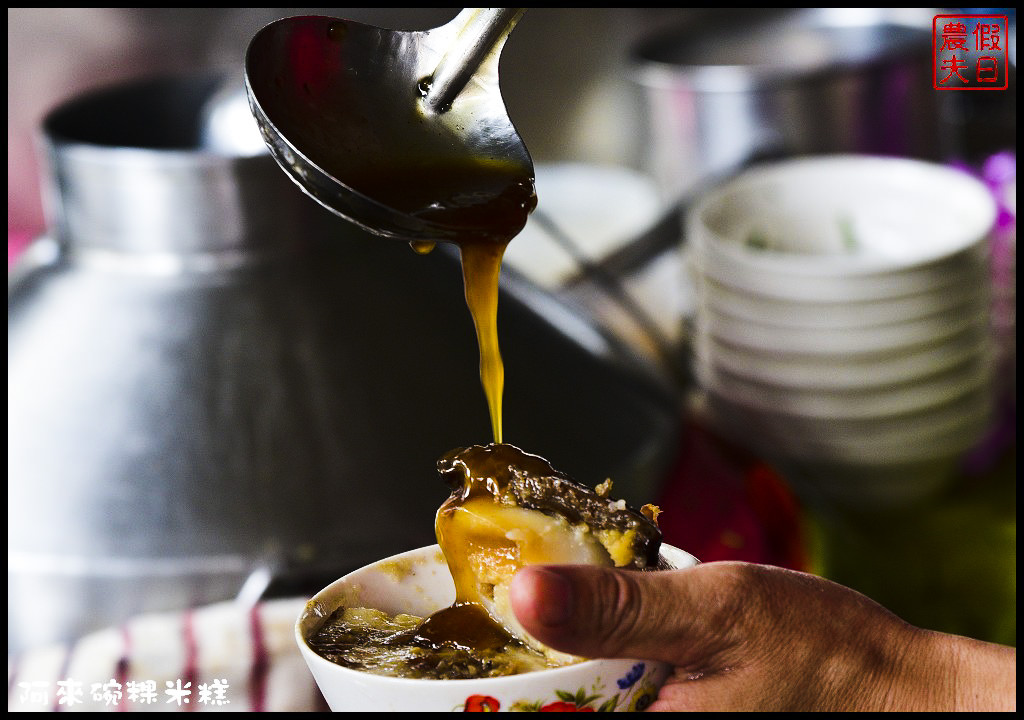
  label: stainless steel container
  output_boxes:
[630,8,945,200]
[9,74,680,651]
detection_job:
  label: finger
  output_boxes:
[509,563,745,669]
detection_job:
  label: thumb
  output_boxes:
[509,564,741,667]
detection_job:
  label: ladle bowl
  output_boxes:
[244,10,535,244]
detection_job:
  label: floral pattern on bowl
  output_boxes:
[459,663,663,712]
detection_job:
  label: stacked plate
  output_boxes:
[686,156,998,507]
[990,172,1015,400]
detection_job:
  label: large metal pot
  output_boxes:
[630,8,945,200]
[8,73,681,651]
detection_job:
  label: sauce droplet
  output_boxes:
[327,22,347,41]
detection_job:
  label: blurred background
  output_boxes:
[14,8,1014,251]
[7,7,693,253]
[7,7,1016,711]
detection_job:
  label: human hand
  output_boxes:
[509,561,1015,712]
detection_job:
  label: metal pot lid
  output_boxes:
[631,8,934,93]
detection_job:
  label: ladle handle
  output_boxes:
[425,8,526,113]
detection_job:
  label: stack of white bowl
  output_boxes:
[991,175,1015,400]
[686,156,998,507]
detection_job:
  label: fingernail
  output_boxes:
[531,568,573,627]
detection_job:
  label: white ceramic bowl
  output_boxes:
[696,273,986,329]
[689,241,990,302]
[694,303,989,356]
[701,395,986,507]
[687,156,996,278]
[771,419,989,464]
[696,351,993,420]
[703,389,992,464]
[296,544,698,712]
[702,382,994,450]
[693,326,992,390]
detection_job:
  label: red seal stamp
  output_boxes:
[933,14,1009,90]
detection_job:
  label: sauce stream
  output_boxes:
[321,157,534,443]
[460,241,508,442]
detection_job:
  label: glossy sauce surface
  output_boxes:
[307,603,552,680]
[307,447,592,679]
[432,445,576,649]
[308,445,663,678]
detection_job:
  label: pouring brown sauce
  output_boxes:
[306,157,556,678]
[373,157,536,444]
[315,152,536,443]
[371,167,538,647]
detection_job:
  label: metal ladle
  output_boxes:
[244,8,535,244]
